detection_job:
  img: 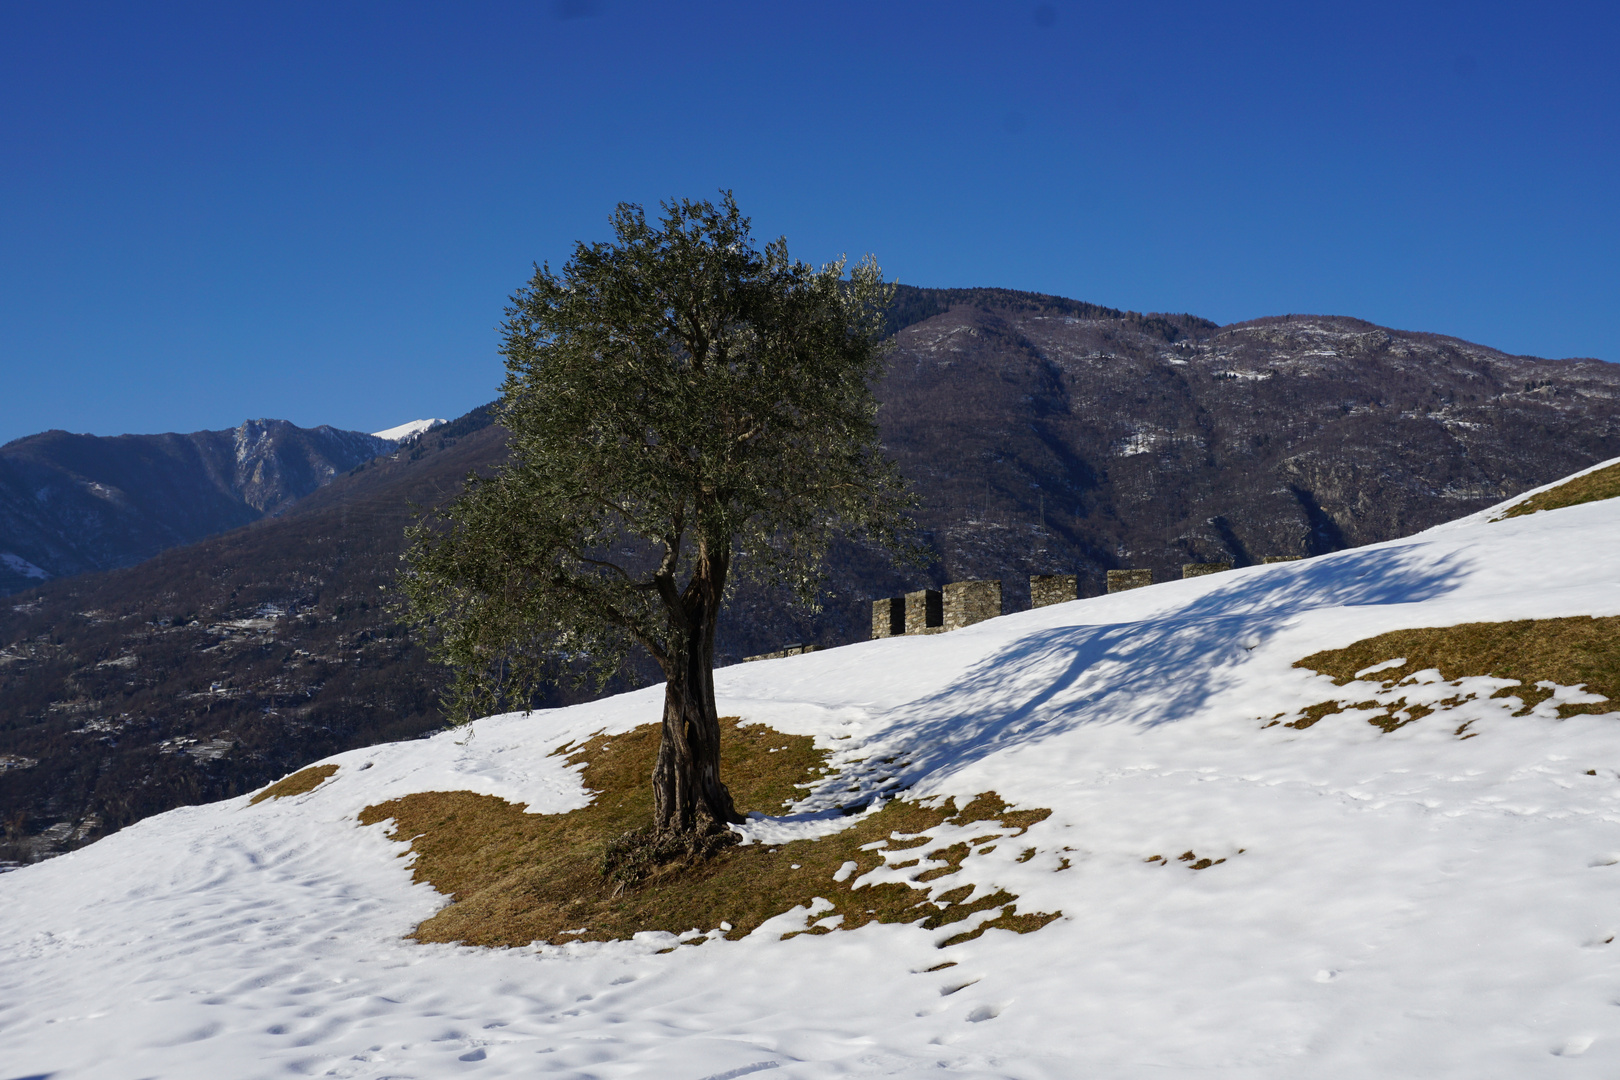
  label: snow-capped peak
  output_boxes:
[370,418,446,442]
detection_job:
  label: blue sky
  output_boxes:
[2,1,1616,445]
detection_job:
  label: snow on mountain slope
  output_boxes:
[5,461,1620,1079]
[0,552,47,579]
[371,418,447,442]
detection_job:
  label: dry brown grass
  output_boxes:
[358,718,1058,949]
[1497,462,1620,519]
[1277,616,1620,733]
[250,763,338,804]
[1144,849,1240,870]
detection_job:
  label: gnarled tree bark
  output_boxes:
[651,545,743,833]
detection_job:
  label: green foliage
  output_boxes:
[403,194,919,722]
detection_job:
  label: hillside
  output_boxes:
[874,296,1620,604]
[0,419,395,594]
[0,410,515,853]
[4,457,1620,1077]
[5,289,1620,860]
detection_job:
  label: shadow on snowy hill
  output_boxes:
[857,543,1470,792]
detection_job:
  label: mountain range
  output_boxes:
[3,286,1619,859]
[0,419,400,594]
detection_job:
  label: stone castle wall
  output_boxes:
[742,643,821,663]
[868,555,1306,642]
[869,581,992,638]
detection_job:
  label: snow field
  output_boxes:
[370,419,447,442]
[5,462,1620,1077]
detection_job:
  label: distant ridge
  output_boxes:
[883,283,1218,342]
[0,420,393,593]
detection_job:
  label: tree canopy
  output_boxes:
[401,193,915,840]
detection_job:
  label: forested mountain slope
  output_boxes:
[0,411,509,852]
[876,295,1620,598]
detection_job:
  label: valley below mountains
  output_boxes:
[4,286,1620,861]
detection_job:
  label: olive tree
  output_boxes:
[402,193,914,845]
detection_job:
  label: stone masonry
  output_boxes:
[943,580,1001,631]
[871,596,905,639]
[906,589,944,635]
[876,557,1310,642]
[1030,574,1077,608]
[742,644,820,663]
[1107,569,1153,593]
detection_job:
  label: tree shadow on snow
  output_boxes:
[851,543,1469,794]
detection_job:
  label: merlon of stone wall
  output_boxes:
[1030,574,1077,608]
[944,580,1001,630]
[906,589,943,634]
[871,596,904,639]
[1107,569,1152,593]
[1182,562,1231,578]
[1262,555,1302,564]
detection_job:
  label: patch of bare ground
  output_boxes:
[1144,849,1242,870]
[1497,461,1620,519]
[357,718,1058,949]
[1270,617,1620,734]
[249,763,338,804]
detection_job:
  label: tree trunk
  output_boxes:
[651,550,743,835]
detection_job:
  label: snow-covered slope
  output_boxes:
[371,418,446,442]
[6,459,1620,1078]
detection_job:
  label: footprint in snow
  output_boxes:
[1553,1036,1593,1057]
[158,1021,223,1045]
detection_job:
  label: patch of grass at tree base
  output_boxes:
[358,718,1058,949]
[250,763,338,804]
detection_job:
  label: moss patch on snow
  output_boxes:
[358,717,1057,949]
[1273,617,1620,734]
[1497,462,1620,520]
[250,763,338,804]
